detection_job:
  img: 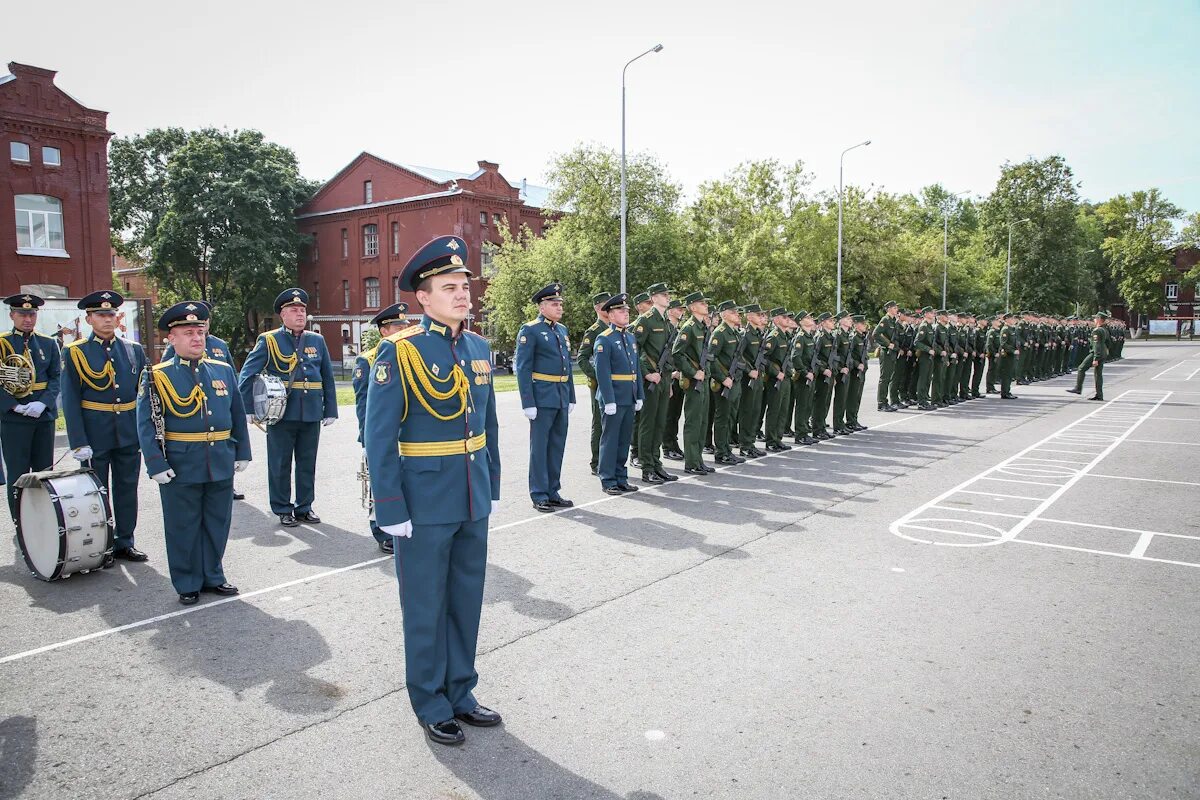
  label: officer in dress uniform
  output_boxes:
[162,302,243,500]
[365,235,503,746]
[352,302,408,554]
[593,294,644,494]
[137,302,250,605]
[238,289,337,527]
[576,293,612,476]
[1,293,60,521]
[60,290,148,563]
[514,283,576,512]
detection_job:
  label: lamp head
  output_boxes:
[653,44,664,52]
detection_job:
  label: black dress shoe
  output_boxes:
[547,497,574,508]
[703,465,717,473]
[179,592,199,605]
[882,405,897,412]
[113,547,149,562]
[782,428,794,436]
[279,513,299,527]
[590,465,598,475]
[642,471,664,485]
[685,466,709,475]
[1001,393,1018,399]
[379,538,394,554]
[833,428,850,436]
[532,500,555,512]
[232,491,245,501]
[630,456,641,469]
[765,443,785,453]
[424,719,465,746]
[1066,388,1081,394]
[295,511,321,524]
[716,454,738,464]
[662,449,684,461]
[702,445,715,455]
[814,432,832,441]
[455,705,502,727]
[603,486,624,496]
[1088,395,1105,401]
[616,483,638,492]
[654,468,678,482]
[852,424,868,431]
[739,449,761,459]
[201,583,239,596]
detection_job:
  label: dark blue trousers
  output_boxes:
[394,517,488,725]
[90,443,141,549]
[158,478,233,594]
[1,416,54,521]
[598,404,635,489]
[266,421,320,515]
[527,406,568,502]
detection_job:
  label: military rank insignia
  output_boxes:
[304,346,318,358]
[211,379,229,397]
[213,348,225,359]
[470,359,492,385]
[354,366,363,380]
[595,343,604,353]
[519,335,527,344]
[374,361,391,385]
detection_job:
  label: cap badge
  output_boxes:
[446,239,460,251]
[185,304,198,311]
[450,254,464,266]
[100,292,112,299]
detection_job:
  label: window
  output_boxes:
[480,211,488,226]
[342,280,350,310]
[310,232,319,262]
[341,228,349,258]
[14,194,66,255]
[364,277,380,308]
[43,146,61,167]
[1166,283,1180,301]
[493,212,502,225]
[391,221,400,255]
[314,281,321,312]
[392,275,401,304]
[481,241,498,279]
[10,142,30,162]
[364,180,373,204]
[363,224,379,257]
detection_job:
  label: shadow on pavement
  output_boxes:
[0,715,36,800]
[562,507,747,560]
[485,563,574,621]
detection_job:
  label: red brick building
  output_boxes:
[295,152,551,362]
[1,62,113,298]
[1110,246,1199,335]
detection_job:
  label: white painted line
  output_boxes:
[1123,438,1200,447]
[1017,456,1090,465]
[931,505,1026,519]
[898,524,1001,541]
[1085,474,1200,487]
[1034,517,1199,538]
[1148,417,1200,422]
[958,490,1045,501]
[1010,538,1200,570]
[977,477,1067,487]
[1151,361,1190,380]
[1130,532,1156,559]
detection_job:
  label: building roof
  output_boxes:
[295,189,462,220]
[404,163,552,209]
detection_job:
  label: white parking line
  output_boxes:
[1085,474,1200,487]
[1123,438,1200,447]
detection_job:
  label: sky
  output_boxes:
[3,0,1198,212]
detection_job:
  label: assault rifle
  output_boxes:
[720,326,753,399]
[776,330,798,388]
[693,326,714,393]
[645,325,678,394]
[750,326,770,383]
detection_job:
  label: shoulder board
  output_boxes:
[33,331,56,340]
[359,346,377,364]
[462,329,487,342]
[597,329,614,338]
[65,337,87,348]
[203,358,232,369]
[0,331,10,338]
[151,361,172,371]
[523,320,539,328]
[386,326,424,343]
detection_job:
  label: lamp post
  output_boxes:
[620,43,663,295]
[1006,218,1032,314]
[941,189,970,308]
[836,139,871,313]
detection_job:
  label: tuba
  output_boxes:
[0,352,35,398]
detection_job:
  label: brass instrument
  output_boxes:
[357,451,372,511]
[147,377,167,456]
[1,351,35,398]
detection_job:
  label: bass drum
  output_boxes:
[15,468,114,581]
[252,373,288,425]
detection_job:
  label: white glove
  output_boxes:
[234,460,249,473]
[523,407,537,421]
[634,399,644,412]
[72,446,93,461]
[11,404,28,416]
[322,417,336,427]
[382,520,413,538]
[151,469,176,484]
[22,401,46,417]
[604,403,617,416]
[568,403,575,415]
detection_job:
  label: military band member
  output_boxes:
[137,302,249,604]
[670,292,716,474]
[60,290,148,562]
[660,298,687,462]
[634,283,677,484]
[515,283,576,512]
[366,236,502,745]
[576,293,611,476]
[1,293,60,522]
[874,301,900,411]
[1067,312,1109,401]
[352,302,409,553]
[238,288,337,528]
[593,293,644,493]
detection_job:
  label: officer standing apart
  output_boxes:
[238,289,337,528]
[352,302,408,554]
[60,291,148,562]
[514,283,576,512]
[635,283,677,485]
[365,236,502,746]
[137,302,250,605]
[594,294,644,494]
[1067,312,1109,401]
[576,292,611,476]
[0,294,60,521]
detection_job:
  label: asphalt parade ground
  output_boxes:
[1,342,1198,800]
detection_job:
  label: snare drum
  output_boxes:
[252,373,288,425]
[15,468,114,581]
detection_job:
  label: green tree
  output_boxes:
[109,128,318,360]
[1096,189,1183,317]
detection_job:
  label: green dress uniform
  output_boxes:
[707,306,744,462]
[830,317,852,432]
[846,318,868,429]
[810,316,836,436]
[634,292,676,479]
[761,315,792,450]
[736,318,767,455]
[576,294,610,474]
[1073,316,1110,399]
[0,294,60,521]
[912,311,936,407]
[985,322,1001,394]
[998,317,1020,397]
[873,305,899,410]
[661,302,685,459]
[669,297,713,472]
[789,316,816,443]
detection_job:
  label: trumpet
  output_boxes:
[357,451,373,511]
[0,352,35,398]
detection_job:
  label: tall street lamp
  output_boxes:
[836,139,871,313]
[620,43,664,295]
[941,189,970,309]
[1006,218,1032,314]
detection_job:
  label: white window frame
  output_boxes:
[42,146,61,167]
[364,180,373,204]
[341,228,349,258]
[10,142,30,163]
[480,211,488,226]
[342,280,350,310]
[392,275,401,304]
[364,277,381,308]
[1166,283,1179,301]
[14,194,69,257]
[391,221,400,255]
[363,224,379,257]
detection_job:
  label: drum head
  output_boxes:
[17,482,64,580]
